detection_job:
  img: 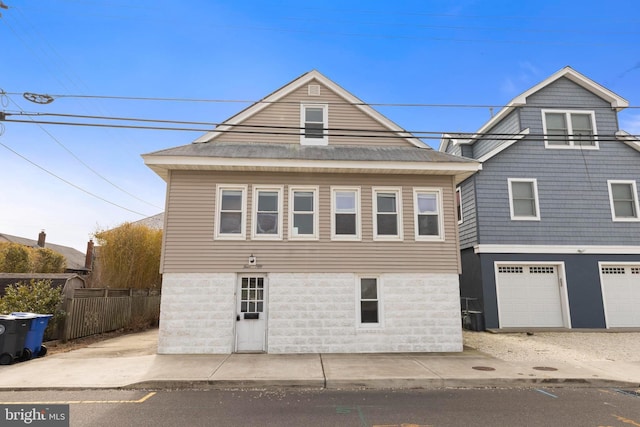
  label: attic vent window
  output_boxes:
[308,85,321,96]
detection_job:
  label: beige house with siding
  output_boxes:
[143,70,480,354]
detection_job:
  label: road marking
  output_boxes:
[612,414,640,426]
[0,392,156,405]
[534,389,557,398]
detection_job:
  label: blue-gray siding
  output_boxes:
[472,110,521,159]
[458,176,478,249]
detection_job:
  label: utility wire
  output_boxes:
[5,92,639,109]
[0,140,148,216]
[4,98,162,209]
[3,115,637,141]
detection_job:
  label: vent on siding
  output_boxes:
[530,266,555,274]
[498,266,523,274]
[632,267,640,275]
[602,267,625,275]
[308,84,321,96]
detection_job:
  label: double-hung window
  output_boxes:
[542,110,598,148]
[413,188,444,241]
[252,186,283,239]
[216,185,247,239]
[357,276,382,327]
[508,178,540,220]
[300,104,328,145]
[608,180,640,221]
[331,187,361,240]
[289,187,319,240]
[373,187,403,240]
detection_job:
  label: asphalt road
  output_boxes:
[1,388,639,427]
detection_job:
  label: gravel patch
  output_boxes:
[463,330,640,363]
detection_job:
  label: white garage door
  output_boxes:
[496,264,565,327]
[601,265,640,327]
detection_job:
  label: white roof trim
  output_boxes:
[615,130,640,152]
[474,244,640,255]
[143,154,481,174]
[476,128,530,162]
[195,70,426,148]
[441,66,630,151]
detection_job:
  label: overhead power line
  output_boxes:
[0,140,148,216]
[2,114,638,141]
[5,91,640,109]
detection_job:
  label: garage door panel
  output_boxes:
[497,264,564,328]
[601,265,640,327]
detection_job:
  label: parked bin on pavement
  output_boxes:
[0,314,30,365]
[10,312,53,359]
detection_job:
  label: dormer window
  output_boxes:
[301,104,328,145]
[542,110,598,149]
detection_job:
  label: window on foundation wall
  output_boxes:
[252,186,283,240]
[289,186,319,240]
[215,185,247,240]
[357,276,382,327]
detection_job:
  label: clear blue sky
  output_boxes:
[1,0,639,252]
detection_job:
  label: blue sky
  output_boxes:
[1,0,639,252]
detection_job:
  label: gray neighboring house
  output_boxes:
[440,66,640,329]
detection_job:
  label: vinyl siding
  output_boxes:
[472,110,521,159]
[475,133,640,245]
[218,78,413,147]
[161,170,460,274]
[458,176,478,249]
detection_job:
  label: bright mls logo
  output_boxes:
[1,405,69,426]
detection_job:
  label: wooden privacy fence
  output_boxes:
[62,288,161,341]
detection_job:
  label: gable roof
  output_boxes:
[194,70,426,148]
[0,233,87,271]
[438,66,630,152]
[0,273,85,297]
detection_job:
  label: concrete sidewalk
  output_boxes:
[1,329,639,390]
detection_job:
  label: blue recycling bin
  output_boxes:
[10,312,53,359]
[0,314,30,365]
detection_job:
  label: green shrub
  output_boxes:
[0,279,65,340]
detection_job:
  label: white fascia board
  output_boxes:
[474,244,640,255]
[143,155,481,174]
[476,128,531,163]
[616,130,640,152]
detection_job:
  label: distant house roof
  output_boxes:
[132,212,165,230]
[0,233,87,272]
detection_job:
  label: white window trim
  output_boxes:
[541,109,599,149]
[252,185,284,240]
[215,184,247,240]
[372,187,403,241]
[355,275,384,328]
[607,180,640,222]
[508,178,541,221]
[331,186,361,241]
[456,186,463,224]
[413,188,445,242]
[300,103,328,146]
[288,186,319,240]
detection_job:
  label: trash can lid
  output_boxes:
[0,314,17,320]
[9,312,39,319]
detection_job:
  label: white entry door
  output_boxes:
[496,264,566,328]
[600,264,640,327]
[235,275,267,352]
